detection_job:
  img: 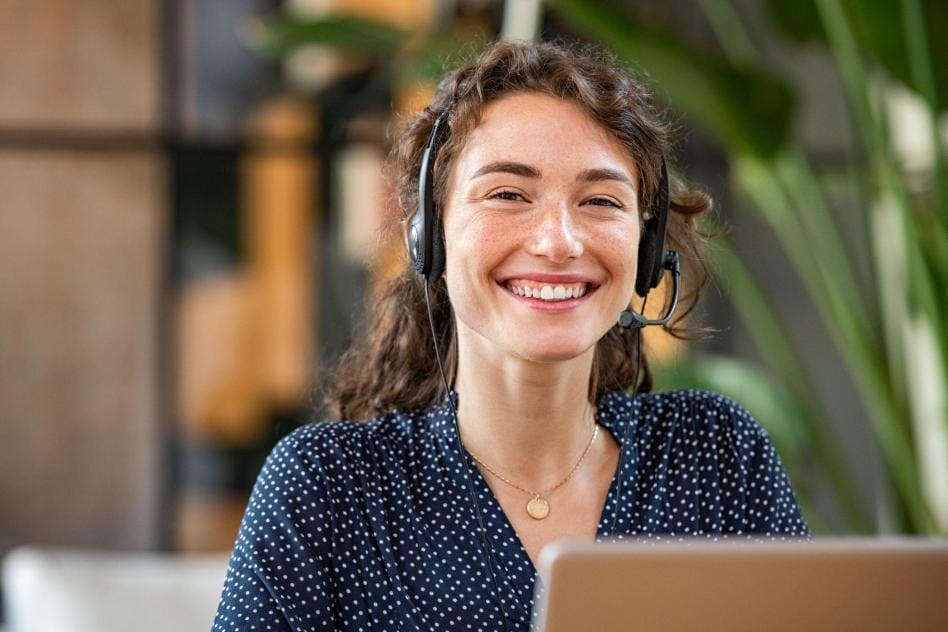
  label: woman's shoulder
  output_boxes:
[602,387,770,443]
[266,406,432,472]
[235,408,436,549]
[603,386,751,414]
[603,388,810,537]
[644,387,756,418]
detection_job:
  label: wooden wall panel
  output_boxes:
[0,1,160,131]
[0,150,165,552]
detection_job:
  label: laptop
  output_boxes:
[532,537,948,632]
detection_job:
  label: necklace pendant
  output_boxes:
[526,495,550,520]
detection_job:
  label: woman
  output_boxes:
[212,40,809,632]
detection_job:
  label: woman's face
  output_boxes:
[441,91,641,364]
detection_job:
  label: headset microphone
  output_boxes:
[617,250,680,328]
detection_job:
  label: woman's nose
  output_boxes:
[526,202,584,262]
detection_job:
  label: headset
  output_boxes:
[408,105,681,630]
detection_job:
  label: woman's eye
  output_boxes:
[585,197,621,208]
[485,191,621,208]
[489,190,524,202]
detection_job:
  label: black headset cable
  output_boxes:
[423,282,514,632]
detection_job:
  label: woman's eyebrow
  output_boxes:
[470,162,634,188]
[576,167,634,186]
[471,161,541,179]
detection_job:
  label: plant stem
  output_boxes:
[696,0,756,64]
[900,0,948,226]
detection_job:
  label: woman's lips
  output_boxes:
[497,280,598,311]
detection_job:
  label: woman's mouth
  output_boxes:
[498,279,599,308]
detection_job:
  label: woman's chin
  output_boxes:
[504,338,594,364]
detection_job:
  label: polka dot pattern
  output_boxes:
[212,389,810,631]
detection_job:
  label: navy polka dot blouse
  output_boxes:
[212,389,810,631]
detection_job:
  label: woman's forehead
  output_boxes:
[453,92,639,181]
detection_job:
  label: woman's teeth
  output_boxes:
[504,281,588,301]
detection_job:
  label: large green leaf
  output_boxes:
[249,14,409,58]
[398,34,488,83]
[764,0,948,109]
[546,0,795,159]
[247,14,485,94]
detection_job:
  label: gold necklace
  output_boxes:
[466,423,599,520]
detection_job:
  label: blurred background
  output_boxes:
[1,0,946,629]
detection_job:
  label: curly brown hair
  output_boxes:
[323,39,713,421]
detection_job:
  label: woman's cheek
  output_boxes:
[443,218,502,302]
[596,224,640,300]
[457,216,518,269]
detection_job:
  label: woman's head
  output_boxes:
[325,40,713,420]
[439,91,643,367]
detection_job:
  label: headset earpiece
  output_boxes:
[635,156,669,298]
[409,109,451,285]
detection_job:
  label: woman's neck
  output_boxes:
[452,329,599,490]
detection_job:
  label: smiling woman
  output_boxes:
[212,40,809,632]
